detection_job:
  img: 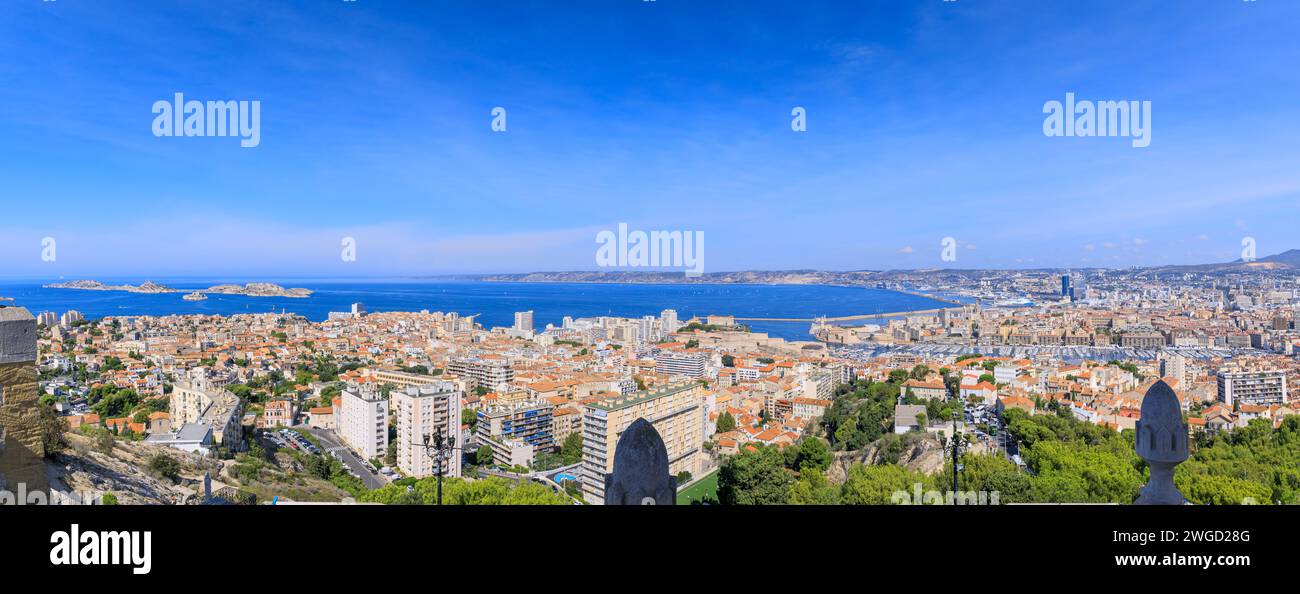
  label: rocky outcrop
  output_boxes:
[826,433,947,484]
[47,432,218,504]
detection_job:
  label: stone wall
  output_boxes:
[0,307,47,492]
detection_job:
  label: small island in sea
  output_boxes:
[43,280,177,293]
[43,280,313,298]
[203,283,313,298]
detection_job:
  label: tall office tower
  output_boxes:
[338,388,389,460]
[1217,370,1289,407]
[1072,276,1088,301]
[351,302,366,318]
[580,382,704,504]
[513,310,534,333]
[660,309,679,333]
[0,306,46,491]
[392,382,462,478]
[1060,274,1072,299]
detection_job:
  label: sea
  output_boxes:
[0,278,953,342]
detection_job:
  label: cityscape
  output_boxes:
[4,7,1300,585]
[3,250,1299,507]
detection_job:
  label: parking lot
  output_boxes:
[257,426,388,490]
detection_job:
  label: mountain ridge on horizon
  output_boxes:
[464,249,1300,282]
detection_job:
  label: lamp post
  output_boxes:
[419,431,458,505]
[951,410,962,504]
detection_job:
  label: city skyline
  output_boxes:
[3,1,1299,276]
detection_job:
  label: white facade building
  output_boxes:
[338,389,389,461]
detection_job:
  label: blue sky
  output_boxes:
[2,0,1299,277]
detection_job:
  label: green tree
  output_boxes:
[840,464,928,505]
[718,446,793,505]
[716,411,737,434]
[793,437,832,472]
[148,454,181,482]
[788,468,840,505]
[560,432,583,464]
[476,444,494,466]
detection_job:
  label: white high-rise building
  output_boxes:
[392,382,462,478]
[640,315,657,343]
[59,310,84,327]
[338,389,389,460]
[513,310,534,333]
[660,309,679,333]
[654,349,707,378]
[1217,370,1288,407]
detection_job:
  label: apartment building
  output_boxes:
[169,368,243,448]
[447,356,514,392]
[475,399,555,467]
[1217,370,1289,407]
[392,382,462,478]
[551,406,582,444]
[580,382,704,504]
[654,349,708,378]
[338,388,389,461]
[259,399,296,428]
[513,310,534,333]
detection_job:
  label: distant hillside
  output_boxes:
[479,250,1300,283]
[1258,249,1300,267]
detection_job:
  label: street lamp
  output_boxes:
[950,410,963,504]
[418,431,458,505]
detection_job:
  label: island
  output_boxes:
[43,280,177,293]
[43,280,313,298]
[202,283,313,298]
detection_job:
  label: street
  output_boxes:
[304,426,388,490]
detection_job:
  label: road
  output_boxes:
[304,427,387,490]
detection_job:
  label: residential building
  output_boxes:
[259,399,296,428]
[447,357,514,392]
[654,349,707,378]
[338,388,388,461]
[513,310,534,334]
[476,399,555,467]
[580,382,704,504]
[392,382,462,478]
[1217,370,1289,407]
[169,369,243,448]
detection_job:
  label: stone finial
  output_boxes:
[1134,380,1188,505]
[604,418,676,505]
